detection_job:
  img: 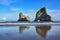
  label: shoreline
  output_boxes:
[0,22,60,26]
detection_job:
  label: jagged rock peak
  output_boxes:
[35,7,52,22]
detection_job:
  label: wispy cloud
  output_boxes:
[0,0,18,5]
[29,10,36,13]
[0,13,19,21]
[11,7,21,11]
[47,9,60,13]
[47,9,60,21]
[47,9,60,17]
[23,9,37,21]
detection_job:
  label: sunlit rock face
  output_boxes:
[18,12,30,22]
[34,7,52,22]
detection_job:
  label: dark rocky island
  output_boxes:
[34,7,52,22]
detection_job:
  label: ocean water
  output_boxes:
[0,25,60,40]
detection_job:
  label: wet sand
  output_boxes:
[0,25,60,40]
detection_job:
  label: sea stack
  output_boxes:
[34,7,52,22]
[18,12,30,22]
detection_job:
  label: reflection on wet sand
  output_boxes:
[36,25,51,39]
[18,25,51,39]
[19,26,30,33]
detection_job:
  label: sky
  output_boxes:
[0,0,60,21]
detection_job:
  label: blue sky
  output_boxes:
[0,0,60,21]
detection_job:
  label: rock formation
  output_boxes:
[18,12,30,22]
[34,7,52,22]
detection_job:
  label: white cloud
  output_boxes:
[2,17,7,21]
[0,0,18,5]
[47,9,60,21]
[0,13,19,21]
[47,9,60,13]
[11,7,21,11]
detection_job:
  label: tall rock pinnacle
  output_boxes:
[34,7,52,22]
